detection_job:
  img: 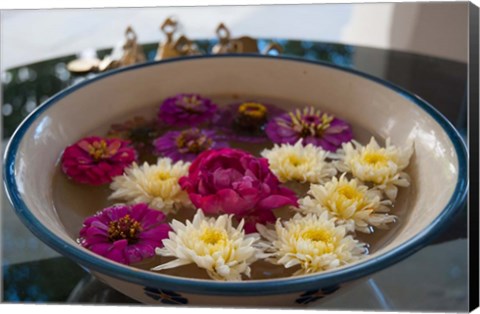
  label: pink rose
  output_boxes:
[179,148,298,232]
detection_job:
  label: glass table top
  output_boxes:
[1,38,469,310]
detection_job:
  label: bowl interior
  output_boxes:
[6,56,463,288]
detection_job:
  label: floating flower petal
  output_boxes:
[153,128,228,162]
[335,137,413,200]
[261,139,337,183]
[179,148,298,233]
[212,101,285,143]
[298,174,395,233]
[158,93,217,127]
[109,158,191,214]
[256,212,367,275]
[265,106,353,152]
[78,203,171,265]
[61,136,137,185]
[152,209,264,281]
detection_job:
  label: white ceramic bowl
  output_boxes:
[4,55,468,307]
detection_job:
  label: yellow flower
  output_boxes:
[261,140,337,183]
[336,137,413,200]
[109,158,191,214]
[298,175,395,233]
[257,212,366,275]
[152,209,264,281]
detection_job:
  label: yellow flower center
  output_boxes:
[179,95,204,113]
[287,154,306,167]
[84,139,120,161]
[156,171,172,181]
[182,95,201,106]
[175,129,213,154]
[108,214,142,243]
[199,228,230,255]
[302,228,332,243]
[296,227,335,254]
[362,151,389,167]
[143,170,178,197]
[337,185,363,201]
[200,228,227,245]
[285,107,334,138]
[328,183,368,218]
[238,102,268,119]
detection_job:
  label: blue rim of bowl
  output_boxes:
[3,54,468,296]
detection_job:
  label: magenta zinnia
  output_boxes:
[153,128,228,162]
[265,106,353,152]
[158,93,218,127]
[179,148,298,233]
[78,203,171,265]
[61,136,137,185]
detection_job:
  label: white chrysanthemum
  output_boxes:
[261,140,337,183]
[335,137,413,200]
[152,209,264,281]
[298,174,395,233]
[109,158,191,214]
[257,212,366,276]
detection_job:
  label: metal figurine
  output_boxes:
[119,26,146,66]
[155,17,181,60]
[67,19,282,75]
[155,17,200,60]
[174,35,202,56]
[211,23,234,54]
[98,26,146,72]
[212,23,260,54]
[67,26,146,74]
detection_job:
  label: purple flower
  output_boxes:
[107,116,165,155]
[78,203,171,265]
[179,148,298,233]
[266,106,353,152]
[153,128,229,162]
[158,93,217,127]
[212,101,285,143]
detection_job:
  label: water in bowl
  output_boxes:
[52,94,413,280]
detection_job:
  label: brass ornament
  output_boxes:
[155,17,200,60]
[211,23,234,54]
[67,26,146,74]
[174,35,202,56]
[155,17,180,60]
[119,26,146,66]
[67,19,282,75]
[212,23,259,54]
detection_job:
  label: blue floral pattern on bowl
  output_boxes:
[144,287,188,305]
[295,285,340,304]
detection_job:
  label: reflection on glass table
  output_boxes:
[1,38,468,310]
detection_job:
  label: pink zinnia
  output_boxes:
[61,136,137,185]
[78,203,171,265]
[179,148,298,233]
